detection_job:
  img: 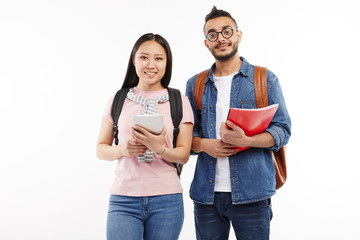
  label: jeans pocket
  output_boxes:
[260,198,273,221]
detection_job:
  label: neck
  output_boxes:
[213,55,242,77]
[136,82,165,91]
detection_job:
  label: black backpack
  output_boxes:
[110,87,184,176]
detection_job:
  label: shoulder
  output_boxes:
[180,93,195,123]
[240,57,277,81]
[264,68,279,89]
[167,87,190,104]
[186,73,200,86]
[248,63,278,86]
[180,93,191,104]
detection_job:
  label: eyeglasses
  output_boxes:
[206,28,238,42]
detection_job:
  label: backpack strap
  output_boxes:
[111,87,130,145]
[253,66,287,189]
[254,66,268,108]
[167,87,183,147]
[194,69,210,110]
[167,87,183,176]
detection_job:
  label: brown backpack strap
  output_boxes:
[254,66,268,108]
[194,69,210,110]
[254,66,287,189]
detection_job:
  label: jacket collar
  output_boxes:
[206,56,250,83]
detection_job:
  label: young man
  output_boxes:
[185,6,291,240]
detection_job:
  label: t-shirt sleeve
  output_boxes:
[180,94,194,125]
[102,95,115,124]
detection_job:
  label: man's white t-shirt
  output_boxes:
[213,73,235,192]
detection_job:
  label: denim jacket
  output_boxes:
[185,57,291,204]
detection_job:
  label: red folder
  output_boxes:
[226,104,279,151]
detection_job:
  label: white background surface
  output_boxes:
[1,0,360,239]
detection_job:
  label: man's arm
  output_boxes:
[219,121,275,149]
[265,71,292,150]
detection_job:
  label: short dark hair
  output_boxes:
[121,33,173,89]
[203,6,238,33]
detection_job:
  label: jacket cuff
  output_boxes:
[266,126,285,152]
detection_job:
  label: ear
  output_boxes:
[204,39,210,49]
[237,30,242,44]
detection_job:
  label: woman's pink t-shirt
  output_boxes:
[103,87,194,196]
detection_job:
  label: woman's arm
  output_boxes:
[132,122,194,165]
[96,118,148,161]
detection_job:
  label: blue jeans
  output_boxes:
[107,194,184,240]
[194,192,272,240]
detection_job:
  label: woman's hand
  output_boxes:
[120,137,148,157]
[96,118,148,161]
[132,125,167,154]
[132,122,194,165]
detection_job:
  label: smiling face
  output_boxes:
[204,16,242,61]
[133,40,167,91]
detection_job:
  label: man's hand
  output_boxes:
[219,121,250,148]
[201,138,238,158]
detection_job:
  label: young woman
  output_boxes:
[96,33,194,240]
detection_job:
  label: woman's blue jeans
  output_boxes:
[107,193,184,240]
[194,192,272,240]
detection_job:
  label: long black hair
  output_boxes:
[121,33,173,89]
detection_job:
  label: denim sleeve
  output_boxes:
[265,70,292,151]
[185,76,202,139]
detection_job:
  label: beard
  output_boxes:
[210,42,238,61]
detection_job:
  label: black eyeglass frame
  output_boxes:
[206,28,239,42]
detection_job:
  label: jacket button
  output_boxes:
[210,105,213,108]
[210,124,213,127]
[210,160,214,164]
[209,180,213,183]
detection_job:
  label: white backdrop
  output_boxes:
[1,0,360,239]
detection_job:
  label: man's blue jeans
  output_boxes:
[194,192,272,240]
[107,194,184,240]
